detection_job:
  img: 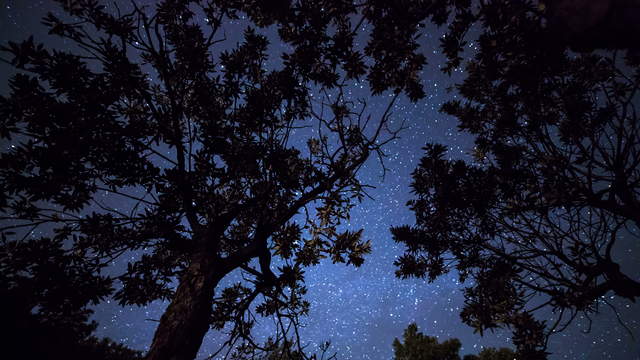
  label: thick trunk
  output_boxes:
[146,252,222,360]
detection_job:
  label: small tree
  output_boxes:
[393,324,462,360]
[391,0,640,359]
[463,348,517,360]
[1,1,427,359]
[393,323,515,360]
[3,286,142,360]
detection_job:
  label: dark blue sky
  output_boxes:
[2,1,639,359]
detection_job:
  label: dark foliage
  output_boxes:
[242,339,335,360]
[393,323,515,360]
[0,1,431,359]
[3,287,142,360]
[392,0,640,359]
[544,0,640,51]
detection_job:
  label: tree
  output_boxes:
[392,323,515,360]
[392,1,639,359]
[3,286,143,360]
[1,243,143,360]
[462,348,517,360]
[545,0,640,51]
[257,339,335,360]
[0,1,428,360]
[393,323,462,360]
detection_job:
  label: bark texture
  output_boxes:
[145,252,221,360]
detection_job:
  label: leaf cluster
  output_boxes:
[392,1,640,358]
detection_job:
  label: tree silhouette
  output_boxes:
[392,323,515,360]
[545,0,640,51]
[255,339,335,360]
[393,323,462,360]
[392,1,639,359]
[462,348,517,360]
[0,1,428,360]
[2,247,142,360]
[3,285,143,360]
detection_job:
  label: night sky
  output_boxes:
[2,1,639,359]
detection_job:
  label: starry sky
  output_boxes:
[2,1,639,359]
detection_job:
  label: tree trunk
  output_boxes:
[146,251,222,360]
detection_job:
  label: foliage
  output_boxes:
[463,348,517,360]
[3,286,142,360]
[393,323,515,360]
[0,0,431,359]
[254,339,335,360]
[393,323,462,360]
[392,1,640,359]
